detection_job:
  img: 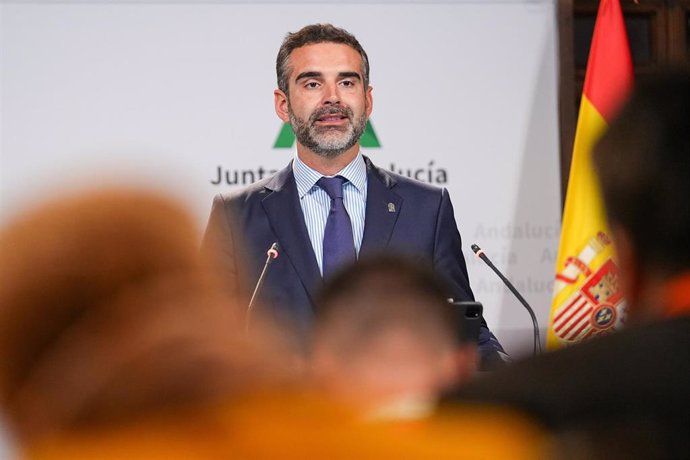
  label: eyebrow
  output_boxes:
[294,71,362,82]
[338,72,362,81]
[295,71,322,82]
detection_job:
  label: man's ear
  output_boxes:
[274,89,290,123]
[365,85,373,118]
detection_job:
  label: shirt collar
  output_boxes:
[293,152,367,198]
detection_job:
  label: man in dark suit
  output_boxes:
[443,70,690,459]
[203,24,505,365]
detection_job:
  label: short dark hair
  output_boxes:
[315,255,461,354]
[593,68,690,276]
[276,23,370,95]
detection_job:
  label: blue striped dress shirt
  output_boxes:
[293,153,368,276]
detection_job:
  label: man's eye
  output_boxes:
[341,80,355,87]
[305,82,320,88]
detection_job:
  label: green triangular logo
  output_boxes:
[273,122,295,148]
[360,121,381,148]
[273,120,381,148]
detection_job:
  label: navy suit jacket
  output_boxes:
[202,156,504,361]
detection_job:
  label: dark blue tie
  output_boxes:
[318,176,356,280]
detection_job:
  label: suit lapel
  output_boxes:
[261,163,322,306]
[360,157,403,257]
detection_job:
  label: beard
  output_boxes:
[288,103,367,158]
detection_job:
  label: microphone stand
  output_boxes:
[472,243,542,356]
[246,242,279,332]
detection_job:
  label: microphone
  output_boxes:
[246,242,279,331]
[471,243,542,356]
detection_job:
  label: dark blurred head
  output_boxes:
[593,69,690,279]
[316,255,461,349]
[0,189,287,441]
[311,255,476,414]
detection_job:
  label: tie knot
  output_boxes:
[317,176,347,200]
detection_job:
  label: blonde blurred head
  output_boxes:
[0,189,289,442]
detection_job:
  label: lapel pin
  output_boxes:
[387,202,396,213]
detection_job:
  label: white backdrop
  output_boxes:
[1,0,561,359]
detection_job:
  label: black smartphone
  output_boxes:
[450,301,483,344]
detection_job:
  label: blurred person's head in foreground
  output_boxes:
[0,188,293,444]
[310,255,478,419]
[593,68,690,322]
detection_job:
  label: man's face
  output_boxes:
[275,43,373,158]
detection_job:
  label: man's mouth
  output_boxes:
[316,114,348,124]
[312,107,351,126]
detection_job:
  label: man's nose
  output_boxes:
[322,82,341,105]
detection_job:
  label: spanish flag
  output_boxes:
[547,0,633,349]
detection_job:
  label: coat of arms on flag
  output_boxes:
[552,232,627,343]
